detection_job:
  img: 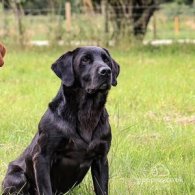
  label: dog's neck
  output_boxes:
[49,85,109,143]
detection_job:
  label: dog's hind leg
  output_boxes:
[2,164,29,195]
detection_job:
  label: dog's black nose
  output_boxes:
[98,67,111,76]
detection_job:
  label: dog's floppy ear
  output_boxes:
[51,51,74,87]
[103,48,120,86]
[111,59,120,86]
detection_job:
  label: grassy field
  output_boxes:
[0,45,195,194]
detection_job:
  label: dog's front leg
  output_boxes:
[32,133,53,195]
[33,154,52,195]
[91,157,109,195]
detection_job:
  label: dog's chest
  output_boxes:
[50,137,108,193]
[53,137,108,167]
[77,109,102,143]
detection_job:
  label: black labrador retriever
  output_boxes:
[2,46,120,195]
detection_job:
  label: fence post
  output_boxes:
[174,16,180,36]
[102,0,109,46]
[65,1,71,32]
[153,13,157,40]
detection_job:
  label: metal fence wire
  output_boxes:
[0,3,195,46]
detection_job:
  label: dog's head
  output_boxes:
[51,46,120,94]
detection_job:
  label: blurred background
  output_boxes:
[0,1,195,194]
[1,0,195,46]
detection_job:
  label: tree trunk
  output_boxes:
[108,0,158,41]
[83,0,94,13]
[11,0,25,46]
[133,0,158,39]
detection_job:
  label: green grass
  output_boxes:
[0,45,195,194]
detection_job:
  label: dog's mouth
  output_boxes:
[86,82,111,94]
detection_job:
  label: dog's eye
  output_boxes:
[81,56,91,63]
[104,58,110,63]
[102,55,110,64]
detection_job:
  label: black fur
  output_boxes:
[2,46,120,195]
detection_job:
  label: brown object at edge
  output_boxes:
[0,43,6,67]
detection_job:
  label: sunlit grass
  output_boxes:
[0,45,195,194]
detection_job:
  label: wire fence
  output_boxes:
[0,3,195,46]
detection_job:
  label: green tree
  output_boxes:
[95,0,194,42]
[102,0,159,41]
